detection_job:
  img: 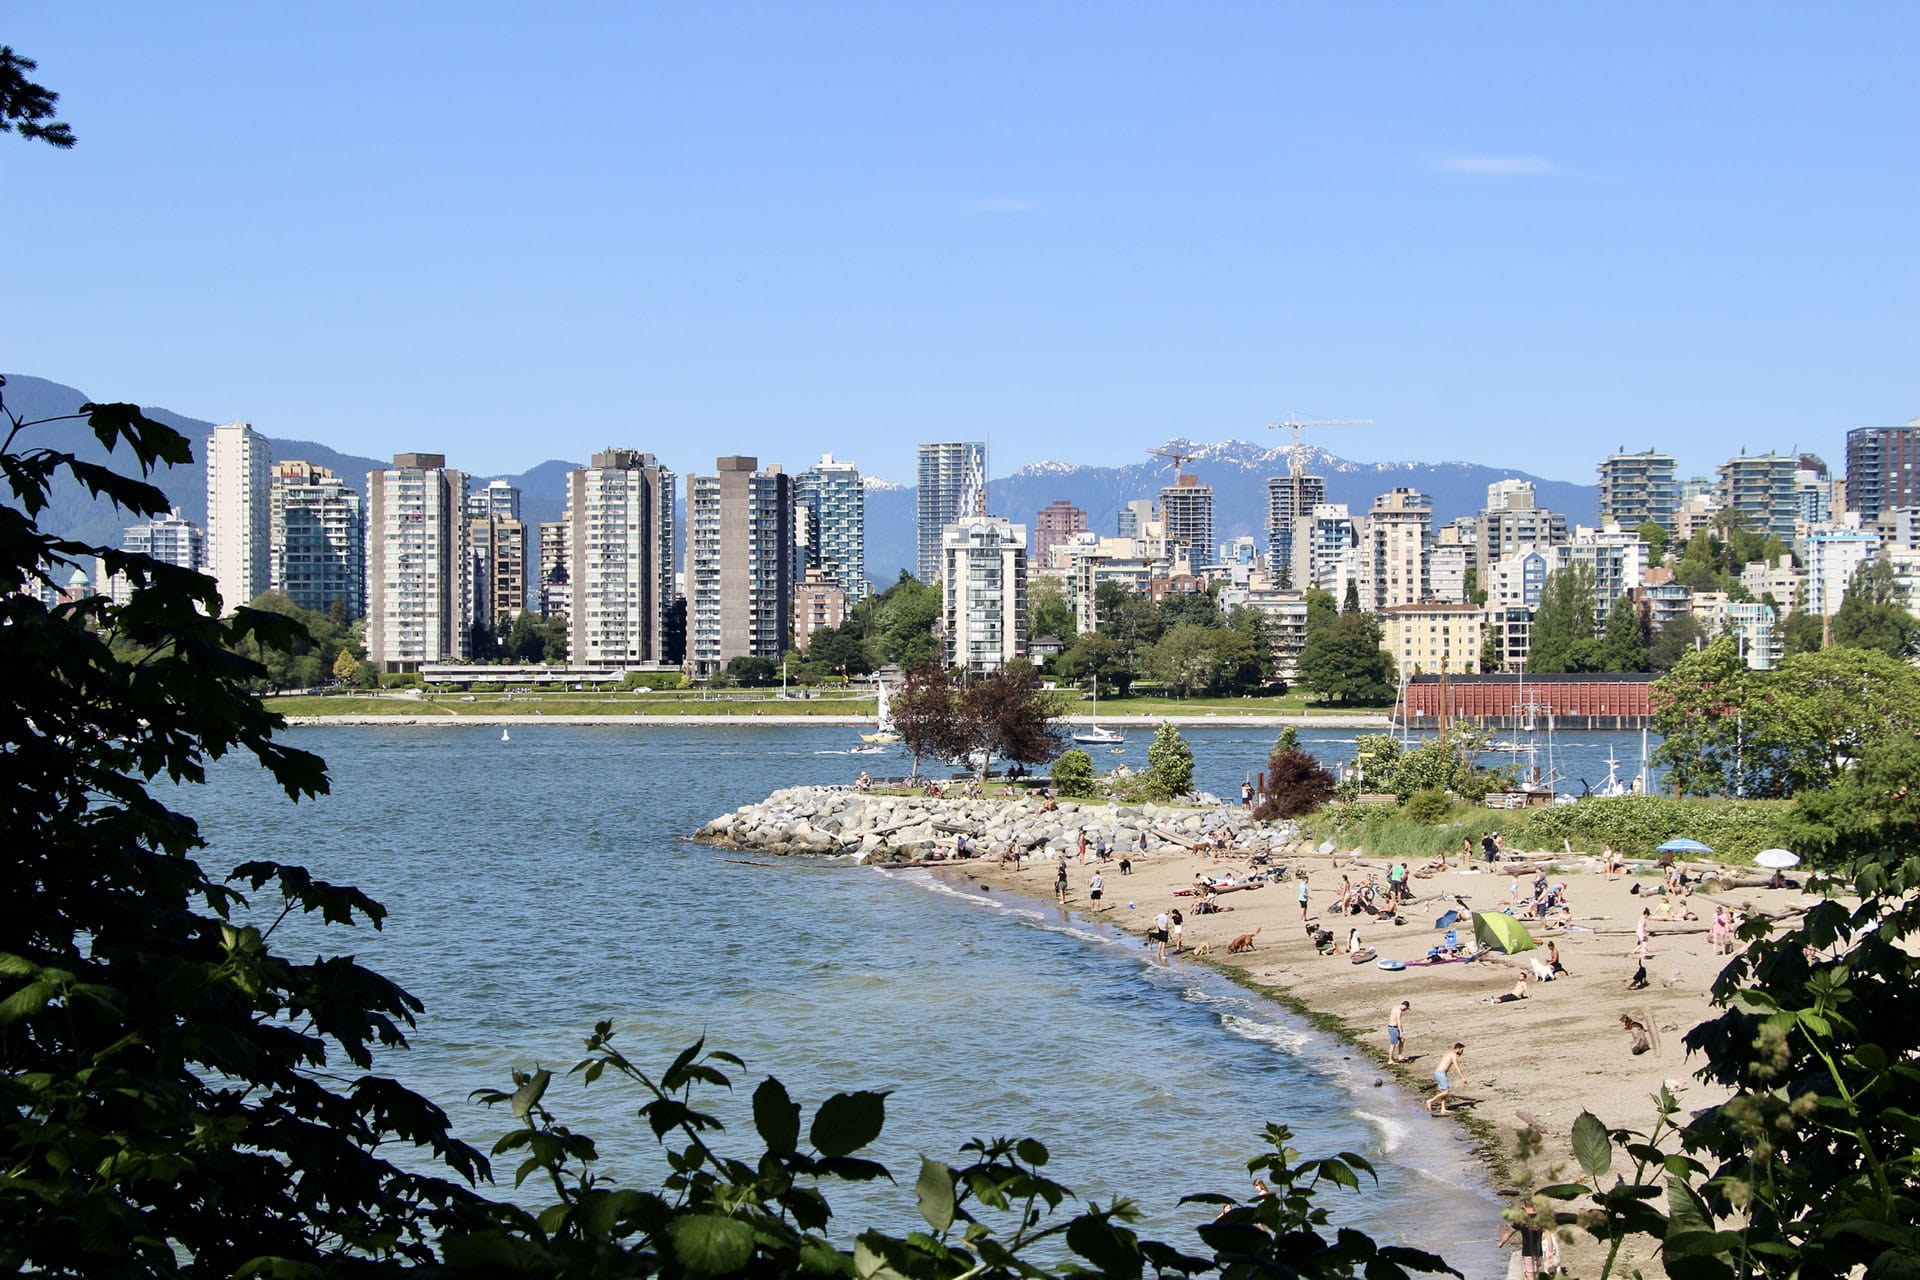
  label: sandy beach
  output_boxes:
[943,834,1818,1278]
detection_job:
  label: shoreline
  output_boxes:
[918,833,1818,1279]
[283,712,1396,728]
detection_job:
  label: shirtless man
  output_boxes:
[1427,1043,1468,1115]
[1387,1000,1410,1063]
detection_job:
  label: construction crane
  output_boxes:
[1147,444,1200,479]
[1266,412,1374,478]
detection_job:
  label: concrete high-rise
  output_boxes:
[563,449,677,667]
[270,460,365,618]
[1032,499,1087,570]
[688,457,792,678]
[470,515,527,635]
[1265,473,1326,583]
[365,453,470,672]
[916,442,986,584]
[466,479,522,522]
[1158,475,1215,568]
[205,421,271,613]
[942,515,1027,673]
[1362,487,1432,611]
[1717,453,1799,543]
[1597,450,1679,536]
[1845,420,1920,519]
[1476,483,1567,575]
[101,510,205,606]
[795,454,867,602]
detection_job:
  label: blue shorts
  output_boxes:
[1434,1068,1449,1091]
[1388,1026,1402,1047]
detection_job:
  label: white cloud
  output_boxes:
[962,198,1042,214]
[1432,155,1559,177]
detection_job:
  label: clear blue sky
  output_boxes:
[5,5,1914,486]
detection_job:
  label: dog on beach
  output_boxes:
[1191,939,1215,957]
[1119,858,1132,875]
[1226,927,1262,954]
[1620,1013,1652,1055]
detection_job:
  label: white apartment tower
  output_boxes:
[100,510,206,605]
[564,449,677,667]
[270,461,365,618]
[917,442,986,584]
[205,421,271,613]
[365,453,470,672]
[942,514,1028,673]
[1158,474,1216,569]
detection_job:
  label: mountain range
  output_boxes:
[6,374,1598,585]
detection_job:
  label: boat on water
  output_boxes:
[849,743,887,756]
[860,675,901,744]
[501,728,510,743]
[1073,676,1125,746]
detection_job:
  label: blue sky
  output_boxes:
[5,5,1914,486]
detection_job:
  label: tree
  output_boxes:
[1830,558,1918,658]
[332,647,366,688]
[1304,588,1337,630]
[950,661,1068,780]
[0,47,75,148]
[1647,610,1708,672]
[1780,608,1824,657]
[803,620,873,677]
[1597,594,1649,672]
[889,661,960,778]
[661,595,686,664]
[506,608,547,662]
[1636,519,1668,566]
[1526,563,1601,673]
[1146,722,1196,799]
[1341,579,1362,615]
[1050,748,1098,798]
[1143,622,1218,698]
[874,571,942,668]
[1649,635,1753,796]
[1056,630,1129,696]
[1025,578,1077,643]
[0,382,495,1274]
[1478,628,1505,674]
[1253,750,1336,820]
[1296,612,1396,705]
[1272,724,1301,756]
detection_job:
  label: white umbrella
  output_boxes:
[1754,849,1800,869]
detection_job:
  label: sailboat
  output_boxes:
[860,676,900,743]
[1073,675,1125,746]
[501,728,511,743]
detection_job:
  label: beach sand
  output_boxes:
[947,836,1818,1278]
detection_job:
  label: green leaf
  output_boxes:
[810,1090,889,1158]
[668,1214,756,1275]
[1666,1177,1713,1237]
[510,1068,551,1119]
[1572,1111,1613,1179]
[1015,1137,1049,1166]
[0,981,59,1022]
[914,1157,955,1233]
[1535,1182,1589,1200]
[1066,1214,1143,1279]
[754,1077,801,1154]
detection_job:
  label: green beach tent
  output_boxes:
[1472,911,1537,954]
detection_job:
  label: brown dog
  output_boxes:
[1226,927,1262,954]
[1191,939,1215,957]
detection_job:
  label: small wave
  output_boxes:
[1219,1012,1310,1055]
[1352,1108,1410,1155]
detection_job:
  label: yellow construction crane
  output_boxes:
[1266,412,1374,477]
[1146,444,1200,478]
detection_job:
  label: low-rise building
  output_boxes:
[1380,603,1484,677]
[793,568,847,654]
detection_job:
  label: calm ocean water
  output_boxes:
[178,722,1654,1271]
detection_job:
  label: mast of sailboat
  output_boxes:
[1436,650,1450,755]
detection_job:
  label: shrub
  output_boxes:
[1146,723,1195,798]
[1403,788,1453,824]
[1254,750,1337,820]
[377,671,421,689]
[1506,795,1796,861]
[1051,749,1098,798]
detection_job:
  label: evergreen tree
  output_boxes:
[1296,613,1397,705]
[1341,579,1362,614]
[1831,558,1918,658]
[1526,564,1601,673]
[1598,594,1650,672]
[1146,722,1196,799]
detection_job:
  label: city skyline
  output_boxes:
[5,8,1913,488]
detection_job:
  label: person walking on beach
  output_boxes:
[1077,829,1089,863]
[1152,908,1170,960]
[1481,832,1499,867]
[1089,870,1106,911]
[1498,1202,1548,1280]
[1426,1043,1467,1115]
[1055,858,1069,904]
[1241,775,1254,809]
[1387,1000,1410,1063]
[1298,875,1311,922]
[1634,907,1651,959]
[1170,906,1184,954]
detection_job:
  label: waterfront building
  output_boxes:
[688,456,791,678]
[1264,473,1326,583]
[205,421,271,614]
[1361,487,1432,612]
[469,514,527,636]
[1219,584,1309,680]
[1845,420,1920,519]
[1032,499,1088,571]
[562,450,677,667]
[1116,498,1155,539]
[793,568,847,655]
[466,478,522,523]
[538,521,569,620]
[795,454,867,602]
[1691,596,1781,670]
[1381,603,1484,677]
[1717,453,1799,543]
[365,453,470,673]
[941,514,1027,673]
[1158,474,1215,569]
[1597,449,1678,537]
[102,509,205,605]
[1426,544,1469,604]
[917,442,986,584]
[1803,527,1880,617]
[1486,606,1532,673]
[271,461,365,618]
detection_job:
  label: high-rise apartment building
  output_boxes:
[941,514,1027,673]
[1565,527,1650,625]
[1292,503,1357,593]
[1717,453,1799,543]
[1597,450,1678,537]
[365,453,470,672]
[205,421,271,613]
[1032,499,1087,570]
[1265,473,1326,584]
[1476,483,1568,574]
[793,568,847,654]
[101,510,205,605]
[1845,420,1920,519]
[1116,499,1155,539]
[538,521,570,620]
[916,442,986,583]
[561,450,676,668]
[794,454,867,602]
[1158,475,1215,568]
[1803,528,1880,617]
[688,457,792,678]
[1362,487,1432,611]
[269,460,365,618]
[470,515,527,635]
[466,479,522,522]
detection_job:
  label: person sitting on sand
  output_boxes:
[1347,926,1366,955]
[1490,972,1530,1003]
[1546,939,1568,977]
[855,770,872,792]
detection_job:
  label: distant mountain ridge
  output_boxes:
[8,374,1597,589]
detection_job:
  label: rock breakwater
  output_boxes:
[695,786,1303,861]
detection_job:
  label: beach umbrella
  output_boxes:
[1657,838,1713,854]
[1471,911,1537,954]
[1754,849,1801,869]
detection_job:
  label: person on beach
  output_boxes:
[1347,926,1366,955]
[1387,1000,1410,1062]
[1461,836,1474,866]
[1497,1201,1547,1279]
[1491,972,1530,1004]
[1482,832,1499,867]
[1170,906,1184,953]
[1089,871,1106,911]
[1634,907,1651,959]
[1241,776,1254,809]
[1078,829,1089,863]
[1152,909,1170,960]
[1055,859,1069,904]
[1427,1043,1467,1115]
[1546,939,1568,978]
[1602,844,1623,879]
